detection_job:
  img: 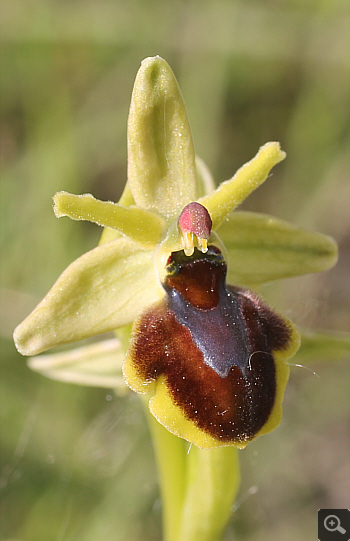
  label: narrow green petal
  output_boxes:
[28,338,127,389]
[295,330,350,365]
[53,191,166,247]
[127,56,198,218]
[217,211,338,286]
[98,183,137,245]
[179,446,240,541]
[200,142,286,230]
[14,237,163,356]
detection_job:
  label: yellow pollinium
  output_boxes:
[182,231,209,257]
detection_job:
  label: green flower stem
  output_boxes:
[145,403,187,541]
[200,142,286,230]
[144,399,240,541]
[179,445,240,541]
[53,191,166,247]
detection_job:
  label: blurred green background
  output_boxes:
[1,1,349,540]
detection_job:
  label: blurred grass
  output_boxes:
[0,1,349,540]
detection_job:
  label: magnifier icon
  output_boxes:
[324,515,346,534]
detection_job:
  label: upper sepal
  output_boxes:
[127,56,199,218]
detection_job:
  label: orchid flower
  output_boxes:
[13,56,338,541]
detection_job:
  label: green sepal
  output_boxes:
[217,211,338,286]
[14,237,163,356]
[127,56,199,218]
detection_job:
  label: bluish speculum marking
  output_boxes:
[167,281,250,378]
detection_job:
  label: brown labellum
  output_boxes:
[127,246,295,446]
